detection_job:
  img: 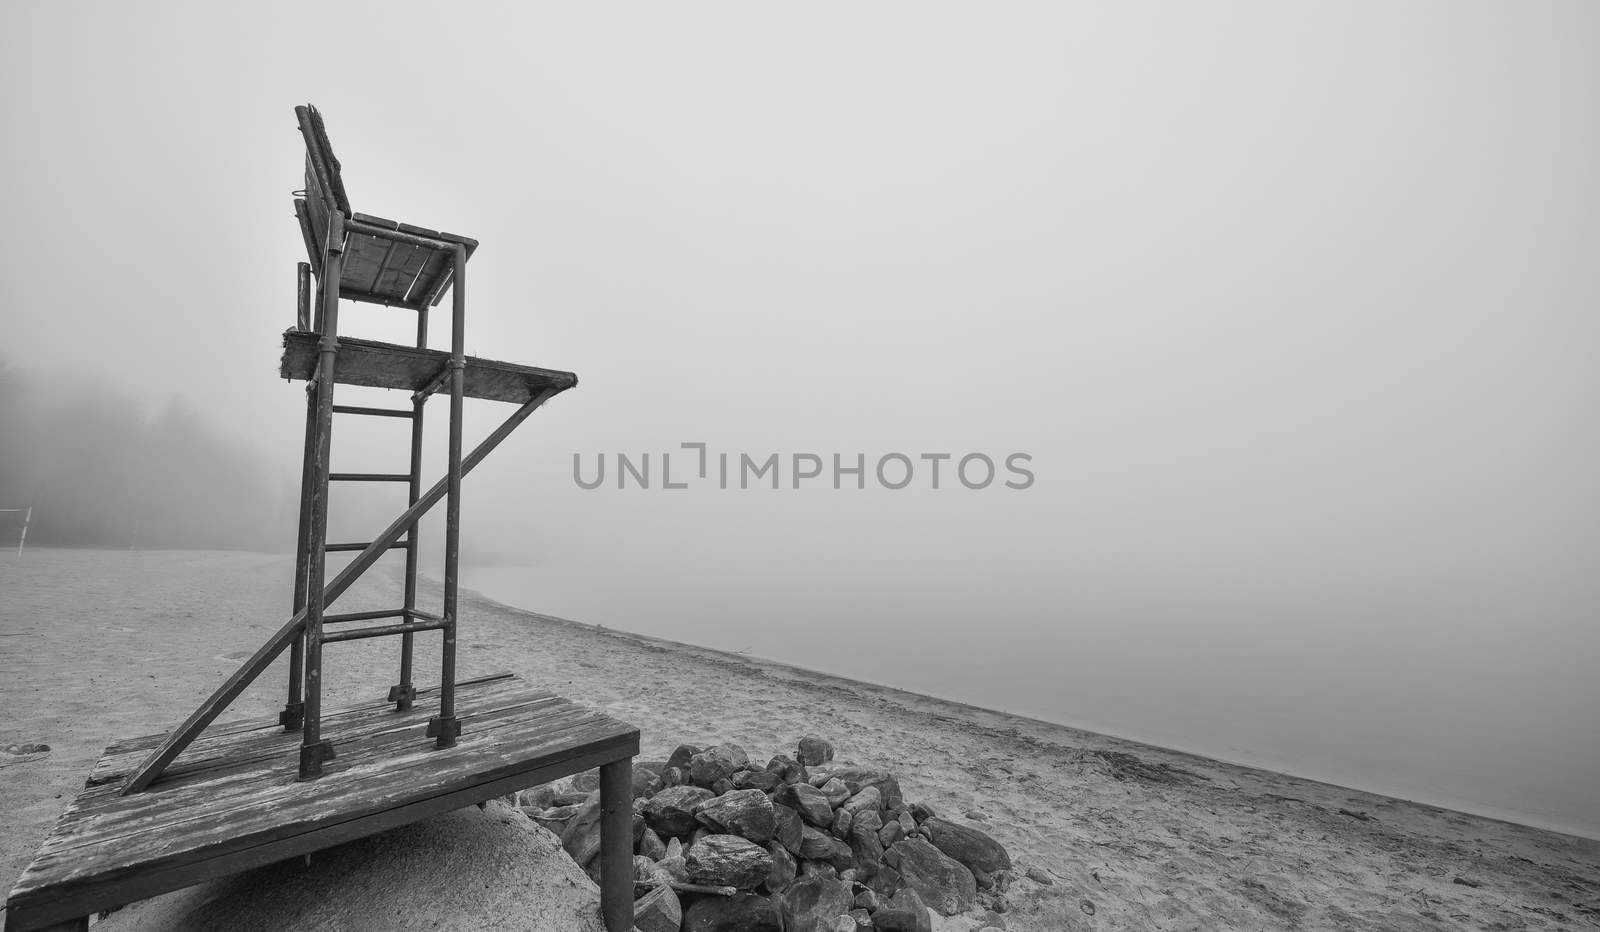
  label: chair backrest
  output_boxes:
[295,104,351,256]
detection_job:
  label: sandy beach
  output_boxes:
[2,548,1597,930]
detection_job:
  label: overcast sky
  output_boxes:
[4,2,1596,836]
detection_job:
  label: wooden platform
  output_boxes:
[280,331,578,404]
[4,674,638,932]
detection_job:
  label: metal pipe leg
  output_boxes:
[599,759,634,932]
[300,225,343,779]
[282,382,318,731]
[391,308,428,712]
[428,246,467,749]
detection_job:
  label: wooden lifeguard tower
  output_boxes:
[4,106,639,932]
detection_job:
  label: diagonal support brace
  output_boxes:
[120,387,562,795]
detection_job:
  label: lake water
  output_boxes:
[464,552,1600,841]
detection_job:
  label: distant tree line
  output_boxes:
[0,357,290,550]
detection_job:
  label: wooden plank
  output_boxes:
[340,231,395,298]
[45,693,600,857]
[85,677,536,789]
[22,681,631,871]
[86,674,517,782]
[371,241,429,304]
[4,738,636,932]
[13,720,637,901]
[280,332,577,404]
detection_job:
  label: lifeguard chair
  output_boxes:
[3,105,639,932]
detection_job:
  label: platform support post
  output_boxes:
[300,217,343,778]
[599,758,635,932]
[428,245,467,748]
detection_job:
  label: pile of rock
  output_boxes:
[519,736,1013,932]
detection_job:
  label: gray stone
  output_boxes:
[767,840,798,892]
[781,875,854,932]
[636,826,667,860]
[643,785,715,838]
[666,743,701,771]
[868,863,903,900]
[799,825,854,868]
[841,786,882,816]
[871,907,930,932]
[633,855,659,882]
[797,735,835,766]
[811,766,904,810]
[884,838,975,916]
[520,785,557,809]
[686,833,772,890]
[656,855,687,882]
[780,782,836,827]
[878,820,905,848]
[831,807,854,839]
[732,768,782,792]
[690,744,750,789]
[767,753,808,784]
[773,802,804,855]
[682,892,783,932]
[633,883,682,932]
[695,788,777,844]
[818,778,852,808]
[924,819,1012,884]
[632,765,664,800]
[849,814,886,877]
[892,888,934,924]
[1025,866,1054,885]
[558,793,603,868]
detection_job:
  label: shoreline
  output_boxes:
[464,585,1598,844]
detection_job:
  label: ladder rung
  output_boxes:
[408,610,442,623]
[332,404,415,419]
[322,608,407,624]
[325,540,410,552]
[329,472,413,482]
[321,618,449,644]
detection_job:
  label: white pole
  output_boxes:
[18,507,30,557]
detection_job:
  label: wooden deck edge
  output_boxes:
[4,732,639,932]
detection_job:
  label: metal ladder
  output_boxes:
[279,245,462,780]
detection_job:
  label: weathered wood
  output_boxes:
[634,880,738,897]
[65,696,592,848]
[328,472,412,482]
[330,404,413,419]
[5,676,639,932]
[320,618,447,644]
[280,332,577,405]
[86,674,519,786]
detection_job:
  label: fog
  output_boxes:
[3,3,1596,837]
